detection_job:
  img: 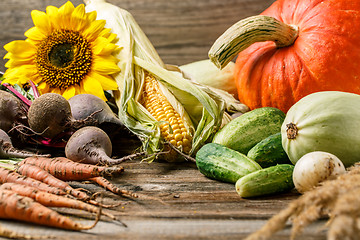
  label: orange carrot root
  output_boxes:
[0,189,100,230]
[89,176,138,198]
[16,164,90,201]
[89,177,166,204]
[0,183,116,221]
[88,195,127,208]
[20,157,124,181]
[0,167,66,195]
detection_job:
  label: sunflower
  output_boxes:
[2,1,120,101]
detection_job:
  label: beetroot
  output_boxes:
[68,94,123,127]
[65,126,140,165]
[0,129,49,158]
[68,93,139,149]
[0,90,27,132]
[27,93,81,139]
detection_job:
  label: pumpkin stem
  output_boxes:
[286,122,298,139]
[208,15,299,69]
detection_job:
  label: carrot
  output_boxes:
[0,183,117,221]
[16,163,91,201]
[89,177,166,205]
[0,189,100,230]
[0,167,66,196]
[19,156,124,181]
[89,176,138,198]
[15,164,124,208]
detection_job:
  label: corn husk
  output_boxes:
[178,59,238,98]
[84,0,245,160]
[166,63,249,115]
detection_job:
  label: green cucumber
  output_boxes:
[212,107,285,154]
[247,132,291,168]
[235,164,294,198]
[196,143,262,183]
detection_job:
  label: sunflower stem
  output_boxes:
[0,81,32,107]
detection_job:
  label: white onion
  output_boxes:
[292,151,346,194]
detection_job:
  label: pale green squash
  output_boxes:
[281,91,360,167]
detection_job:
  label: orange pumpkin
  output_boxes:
[209,0,360,112]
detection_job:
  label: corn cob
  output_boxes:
[141,72,192,154]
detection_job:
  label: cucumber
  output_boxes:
[212,107,285,155]
[247,132,291,168]
[196,143,262,183]
[235,164,294,198]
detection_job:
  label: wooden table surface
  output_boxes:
[0,158,328,240]
[0,0,275,71]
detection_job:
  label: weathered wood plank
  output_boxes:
[0,0,275,72]
[0,160,326,240]
[0,218,328,240]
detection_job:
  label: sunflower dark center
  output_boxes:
[35,29,92,89]
[48,43,75,68]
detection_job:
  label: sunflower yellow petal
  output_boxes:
[4,41,36,57]
[87,71,118,90]
[70,4,88,31]
[31,10,52,34]
[3,52,12,60]
[4,64,37,80]
[107,32,118,43]
[3,69,21,85]
[73,4,86,20]
[62,85,76,99]
[58,1,75,17]
[4,59,13,68]
[37,82,50,93]
[77,85,88,95]
[98,28,111,38]
[30,75,42,85]
[92,55,120,75]
[3,64,38,86]
[51,87,62,95]
[4,54,36,68]
[55,2,75,29]
[82,20,106,42]
[81,76,107,101]
[74,85,83,95]
[1,77,18,85]
[5,59,31,69]
[5,55,32,65]
[92,37,117,55]
[46,5,59,15]
[24,27,46,43]
[98,28,117,42]
[86,10,97,22]
[4,48,35,65]
[46,5,61,29]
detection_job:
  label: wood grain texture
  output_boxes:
[0,160,327,240]
[0,0,275,72]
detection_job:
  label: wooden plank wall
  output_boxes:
[0,0,275,73]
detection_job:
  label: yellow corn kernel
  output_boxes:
[170,139,177,146]
[174,134,183,142]
[173,129,181,135]
[141,73,192,154]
